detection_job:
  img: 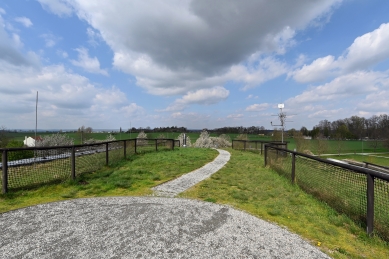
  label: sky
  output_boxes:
[0,0,389,131]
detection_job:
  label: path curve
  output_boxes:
[152,149,230,197]
[0,197,330,259]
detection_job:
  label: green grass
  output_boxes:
[2,146,389,258]
[0,148,218,212]
[322,154,389,167]
[181,149,389,259]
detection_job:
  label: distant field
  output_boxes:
[5,132,389,154]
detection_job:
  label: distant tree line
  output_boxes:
[126,126,188,134]
[208,126,267,135]
[304,114,389,140]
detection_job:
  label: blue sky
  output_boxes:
[0,0,388,131]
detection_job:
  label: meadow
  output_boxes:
[8,131,389,155]
[1,147,388,258]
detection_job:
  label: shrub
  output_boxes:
[194,130,231,148]
[6,140,34,161]
[176,133,192,147]
[136,131,148,145]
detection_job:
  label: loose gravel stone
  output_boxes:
[0,197,330,259]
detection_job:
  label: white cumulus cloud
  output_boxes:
[71,47,108,76]
[14,17,33,27]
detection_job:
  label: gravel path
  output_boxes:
[0,197,330,259]
[0,149,331,258]
[152,149,230,197]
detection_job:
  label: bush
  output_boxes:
[136,131,148,145]
[6,140,34,161]
[84,134,116,144]
[176,133,192,147]
[193,130,231,148]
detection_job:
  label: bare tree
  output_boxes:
[314,134,329,157]
[293,131,310,153]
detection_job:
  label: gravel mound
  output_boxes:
[0,197,330,259]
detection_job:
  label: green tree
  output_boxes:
[6,140,34,161]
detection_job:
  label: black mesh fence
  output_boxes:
[265,145,389,241]
[232,140,287,154]
[1,138,175,192]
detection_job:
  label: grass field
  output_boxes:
[1,147,388,258]
[7,131,389,155]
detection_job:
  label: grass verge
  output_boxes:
[0,148,218,213]
[181,148,389,259]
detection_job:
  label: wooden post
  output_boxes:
[155,139,158,151]
[2,150,8,194]
[134,139,137,154]
[264,145,267,167]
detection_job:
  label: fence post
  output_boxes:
[255,141,258,151]
[134,139,137,154]
[291,153,296,184]
[264,145,267,167]
[71,146,76,180]
[155,139,158,151]
[260,142,263,155]
[2,150,8,194]
[366,173,374,236]
[244,141,246,151]
[105,142,109,166]
[123,140,126,159]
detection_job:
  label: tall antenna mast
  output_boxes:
[270,104,288,143]
[35,91,38,144]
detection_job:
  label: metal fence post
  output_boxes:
[123,140,126,158]
[367,173,374,236]
[71,146,76,180]
[264,145,267,167]
[2,150,8,194]
[172,139,175,150]
[105,142,109,166]
[134,139,137,154]
[291,153,296,184]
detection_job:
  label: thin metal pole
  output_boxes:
[105,143,109,165]
[71,146,76,180]
[291,153,296,184]
[367,174,374,236]
[2,150,8,194]
[35,91,38,144]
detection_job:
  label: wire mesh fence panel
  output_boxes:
[294,156,367,225]
[266,148,292,180]
[108,141,124,165]
[125,140,136,158]
[156,139,173,151]
[136,139,156,153]
[374,178,389,240]
[75,144,106,176]
[7,148,72,190]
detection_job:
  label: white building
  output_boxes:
[23,136,42,147]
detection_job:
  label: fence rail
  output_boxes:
[1,138,178,193]
[232,140,287,154]
[264,144,389,241]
